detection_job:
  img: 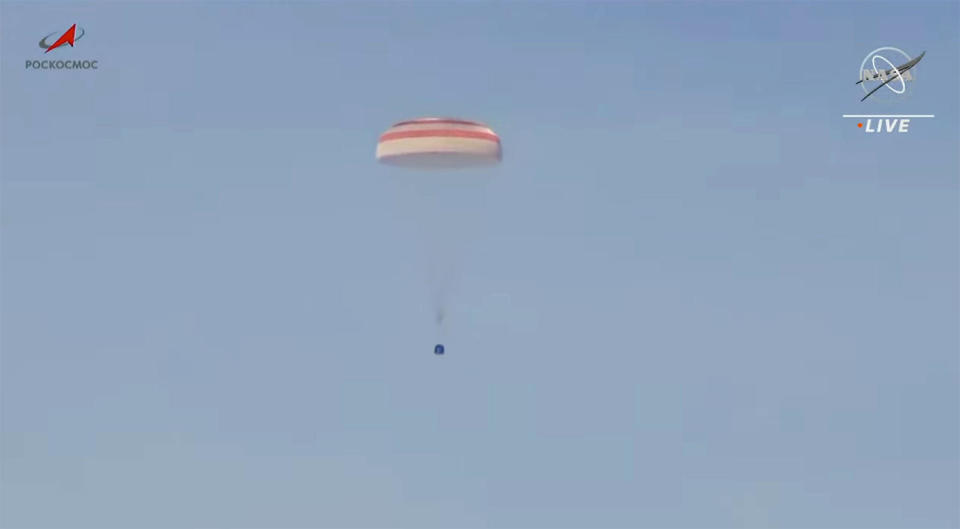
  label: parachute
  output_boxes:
[434,344,445,355]
[376,118,502,168]
[376,117,502,351]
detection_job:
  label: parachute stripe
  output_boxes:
[379,129,500,143]
[387,122,494,134]
[393,118,486,127]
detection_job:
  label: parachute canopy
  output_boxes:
[376,117,502,169]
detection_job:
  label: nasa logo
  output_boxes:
[841,46,934,134]
[858,47,923,102]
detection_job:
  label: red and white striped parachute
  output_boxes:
[376,117,501,352]
[376,117,502,168]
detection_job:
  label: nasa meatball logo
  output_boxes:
[25,24,100,71]
[841,46,933,134]
[857,47,923,102]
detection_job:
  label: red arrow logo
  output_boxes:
[44,24,76,53]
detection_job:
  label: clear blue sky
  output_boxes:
[1,2,958,528]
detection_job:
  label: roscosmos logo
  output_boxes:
[39,24,85,52]
[26,24,99,71]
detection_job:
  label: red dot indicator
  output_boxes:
[857,123,863,128]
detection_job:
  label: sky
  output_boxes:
[1,2,958,528]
